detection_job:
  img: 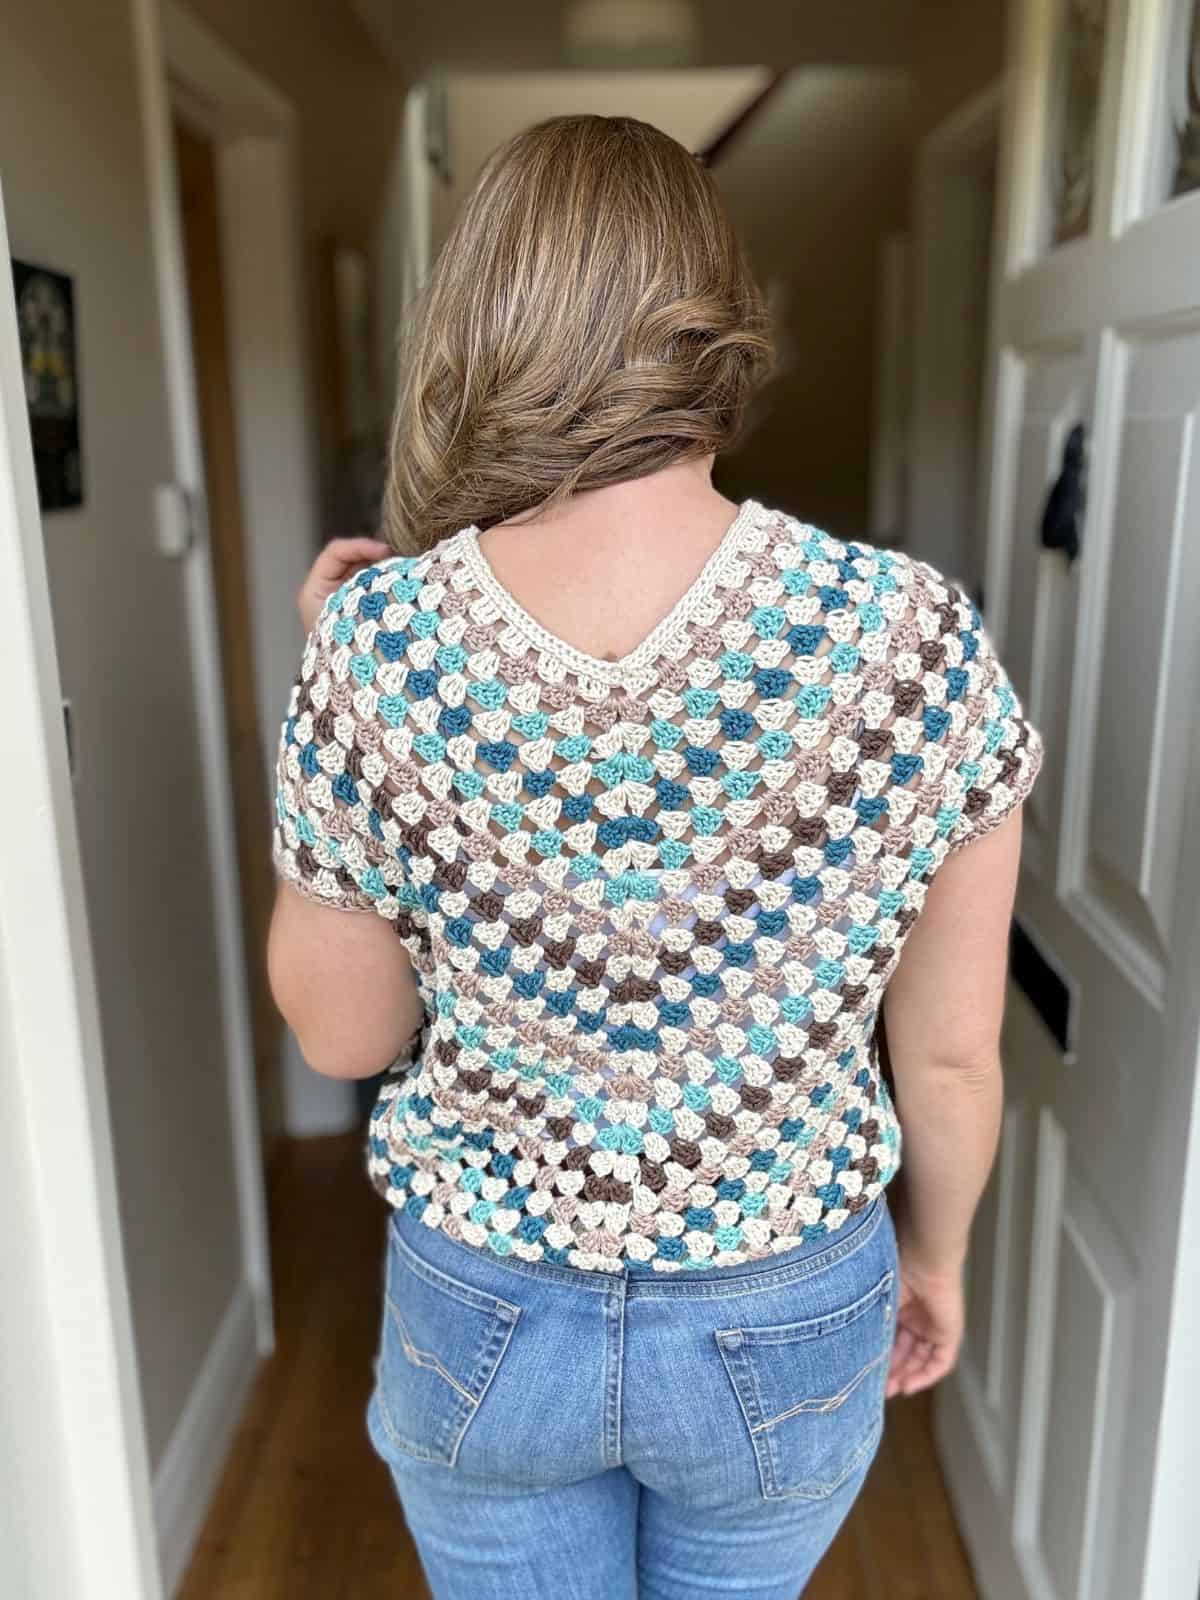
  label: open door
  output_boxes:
[937,3,1200,1597]
[173,115,282,1163]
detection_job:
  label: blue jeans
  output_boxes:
[367,1195,898,1599]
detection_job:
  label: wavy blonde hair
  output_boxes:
[384,114,773,550]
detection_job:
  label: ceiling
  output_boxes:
[353,0,916,76]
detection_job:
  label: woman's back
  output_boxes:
[274,493,1040,1272]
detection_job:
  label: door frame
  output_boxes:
[136,0,361,1147]
[908,81,1004,592]
[131,0,276,1370]
[867,229,911,546]
[0,183,163,1598]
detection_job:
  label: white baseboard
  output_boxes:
[153,1279,261,1596]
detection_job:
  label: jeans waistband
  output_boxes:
[388,1192,887,1302]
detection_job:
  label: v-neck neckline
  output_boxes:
[456,498,763,685]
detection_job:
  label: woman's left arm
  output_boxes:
[268,882,424,1079]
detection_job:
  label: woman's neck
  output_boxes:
[475,457,743,665]
[490,456,734,547]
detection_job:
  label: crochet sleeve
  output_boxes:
[921,567,1044,854]
[271,580,425,932]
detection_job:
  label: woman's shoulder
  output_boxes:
[751,502,975,622]
[306,533,466,646]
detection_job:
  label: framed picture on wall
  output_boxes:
[11,259,84,511]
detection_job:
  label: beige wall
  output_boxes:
[2,0,241,1470]
[910,0,1008,143]
[717,70,912,536]
[181,0,402,524]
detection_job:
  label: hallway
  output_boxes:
[180,1134,976,1598]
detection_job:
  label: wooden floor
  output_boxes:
[180,1134,977,1599]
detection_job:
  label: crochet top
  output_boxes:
[273,499,1042,1273]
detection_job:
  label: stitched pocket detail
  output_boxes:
[716,1269,893,1500]
[374,1223,521,1468]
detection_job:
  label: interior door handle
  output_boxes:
[1039,422,1086,564]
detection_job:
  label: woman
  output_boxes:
[269,115,1041,1599]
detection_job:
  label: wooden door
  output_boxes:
[936,3,1200,1597]
[175,119,282,1157]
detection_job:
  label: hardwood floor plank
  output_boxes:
[806,1509,869,1599]
[879,1393,978,1597]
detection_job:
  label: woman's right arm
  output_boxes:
[881,807,1024,1397]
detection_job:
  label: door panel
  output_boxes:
[965,1144,1002,1381]
[1080,329,1200,966]
[992,347,1087,881]
[1023,1151,1135,1600]
[994,1100,1037,1458]
[1035,1220,1102,1597]
[961,1097,1035,1490]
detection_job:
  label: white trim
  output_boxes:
[0,182,163,1598]
[153,1283,260,1596]
[375,84,435,437]
[213,132,319,782]
[867,231,911,545]
[1012,1106,1066,1556]
[131,0,276,1350]
[402,85,434,309]
[908,82,1004,589]
[1131,581,1200,1600]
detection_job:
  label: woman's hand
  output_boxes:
[886,1253,965,1398]
[297,537,392,633]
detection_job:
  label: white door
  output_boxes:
[935,2,1200,1597]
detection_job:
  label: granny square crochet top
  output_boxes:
[273,499,1042,1272]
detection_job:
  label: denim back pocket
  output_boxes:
[374,1221,521,1468]
[716,1268,893,1500]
